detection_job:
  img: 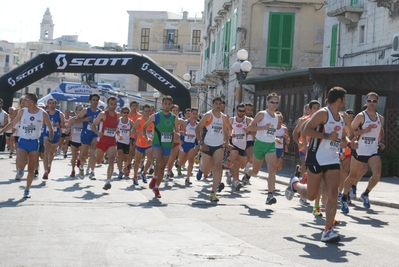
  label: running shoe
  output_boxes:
[361,193,371,209]
[217,182,225,193]
[34,170,39,178]
[233,180,242,192]
[89,172,96,180]
[149,178,156,189]
[349,186,357,199]
[244,162,253,176]
[118,172,124,179]
[266,194,277,205]
[133,178,139,186]
[140,173,147,183]
[42,171,48,180]
[23,189,31,198]
[242,174,251,186]
[185,178,192,186]
[285,176,299,200]
[169,171,174,178]
[299,197,309,205]
[15,169,24,180]
[9,154,12,159]
[177,166,182,176]
[312,207,323,217]
[321,228,341,243]
[225,171,232,185]
[340,197,349,213]
[70,170,75,178]
[79,168,84,178]
[153,188,161,198]
[103,182,112,190]
[164,174,170,186]
[196,169,203,181]
[209,192,219,202]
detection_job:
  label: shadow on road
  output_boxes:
[0,197,27,209]
[56,183,93,192]
[284,233,360,263]
[74,190,108,200]
[241,204,274,218]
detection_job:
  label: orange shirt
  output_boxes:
[128,112,141,138]
[136,116,154,148]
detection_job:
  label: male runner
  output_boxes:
[143,95,179,198]
[91,96,120,190]
[126,101,141,176]
[65,105,84,178]
[0,93,53,198]
[59,108,71,158]
[116,107,134,180]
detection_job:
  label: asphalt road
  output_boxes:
[0,152,398,267]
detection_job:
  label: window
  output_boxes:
[47,88,51,94]
[211,40,215,54]
[25,87,29,93]
[231,8,238,50]
[163,29,178,44]
[192,30,201,45]
[223,20,231,68]
[13,55,19,64]
[5,55,9,67]
[138,78,147,92]
[330,25,338,66]
[36,88,40,96]
[350,0,359,8]
[140,28,150,51]
[359,25,365,44]
[267,12,295,67]
[30,52,34,59]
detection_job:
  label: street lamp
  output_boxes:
[232,49,252,104]
[153,90,160,111]
[183,73,192,90]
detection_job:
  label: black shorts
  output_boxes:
[306,163,340,174]
[39,142,45,153]
[5,132,12,137]
[352,150,380,164]
[61,133,70,138]
[230,140,247,157]
[70,141,81,148]
[201,144,223,157]
[117,142,130,154]
[246,140,254,149]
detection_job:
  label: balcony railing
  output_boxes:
[327,0,364,22]
[183,44,201,53]
[157,43,181,52]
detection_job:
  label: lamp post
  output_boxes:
[232,49,252,104]
[153,90,160,111]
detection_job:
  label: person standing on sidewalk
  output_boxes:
[91,96,120,190]
[0,93,53,198]
[143,95,179,198]
[340,92,385,213]
[242,93,279,205]
[195,96,230,201]
[285,87,348,243]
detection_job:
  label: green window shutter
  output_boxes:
[174,30,178,44]
[216,31,221,52]
[350,0,359,7]
[330,25,338,66]
[267,12,294,67]
[231,8,238,50]
[224,20,231,68]
[212,40,215,54]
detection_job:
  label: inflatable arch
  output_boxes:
[0,51,191,111]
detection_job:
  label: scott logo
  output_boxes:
[8,62,45,87]
[56,54,132,70]
[140,62,176,89]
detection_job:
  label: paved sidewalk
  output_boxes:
[255,166,399,209]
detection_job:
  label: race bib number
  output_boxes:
[234,134,245,140]
[266,127,276,136]
[325,139,340,150]
[120,129,130,136]
[73,127,82,134]
[24,125,36,134]
[87,123,92,131]
[362,137,375,147]
[104,128,116,137]
[212,125,222,134]
[161,132,173,142]
[185,134,195,141]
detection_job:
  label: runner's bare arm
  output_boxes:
[142,114,155,140]
[0,109,24,134]
[91,112,106,136]
[247,111,268,132]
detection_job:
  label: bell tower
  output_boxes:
[40,7,54,41]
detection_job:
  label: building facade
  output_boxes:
[126,10,204,109]
[197,0,326,115]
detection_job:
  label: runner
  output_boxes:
[132,104,154,186]
[91,96,120,190]
[59,108,71,158]
[116,106,134,180]
[243,102,254,185]
[0,98,9,153]
[5,107,14,158]
[65,105,84,178]
[340,92,385,213]
[178,107,199,186]
[228,103,252,191]
[42,98,65,180]
[285,87,349,243]
[143,95,179,198]
[274,111,290,171]
[0,93,53,198]
[195,96,229,201]
[242,93,279,205]
[126,101,141,177]
[76,94,101,179]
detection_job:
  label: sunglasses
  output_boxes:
[269,100,279,105]
[366,99,378,103]
[23,98,31,101]
[122,111,129,114]
[237,109,245,112]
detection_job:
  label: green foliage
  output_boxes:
[380,149,399,177]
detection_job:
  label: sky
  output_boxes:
[0,0,204,46]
